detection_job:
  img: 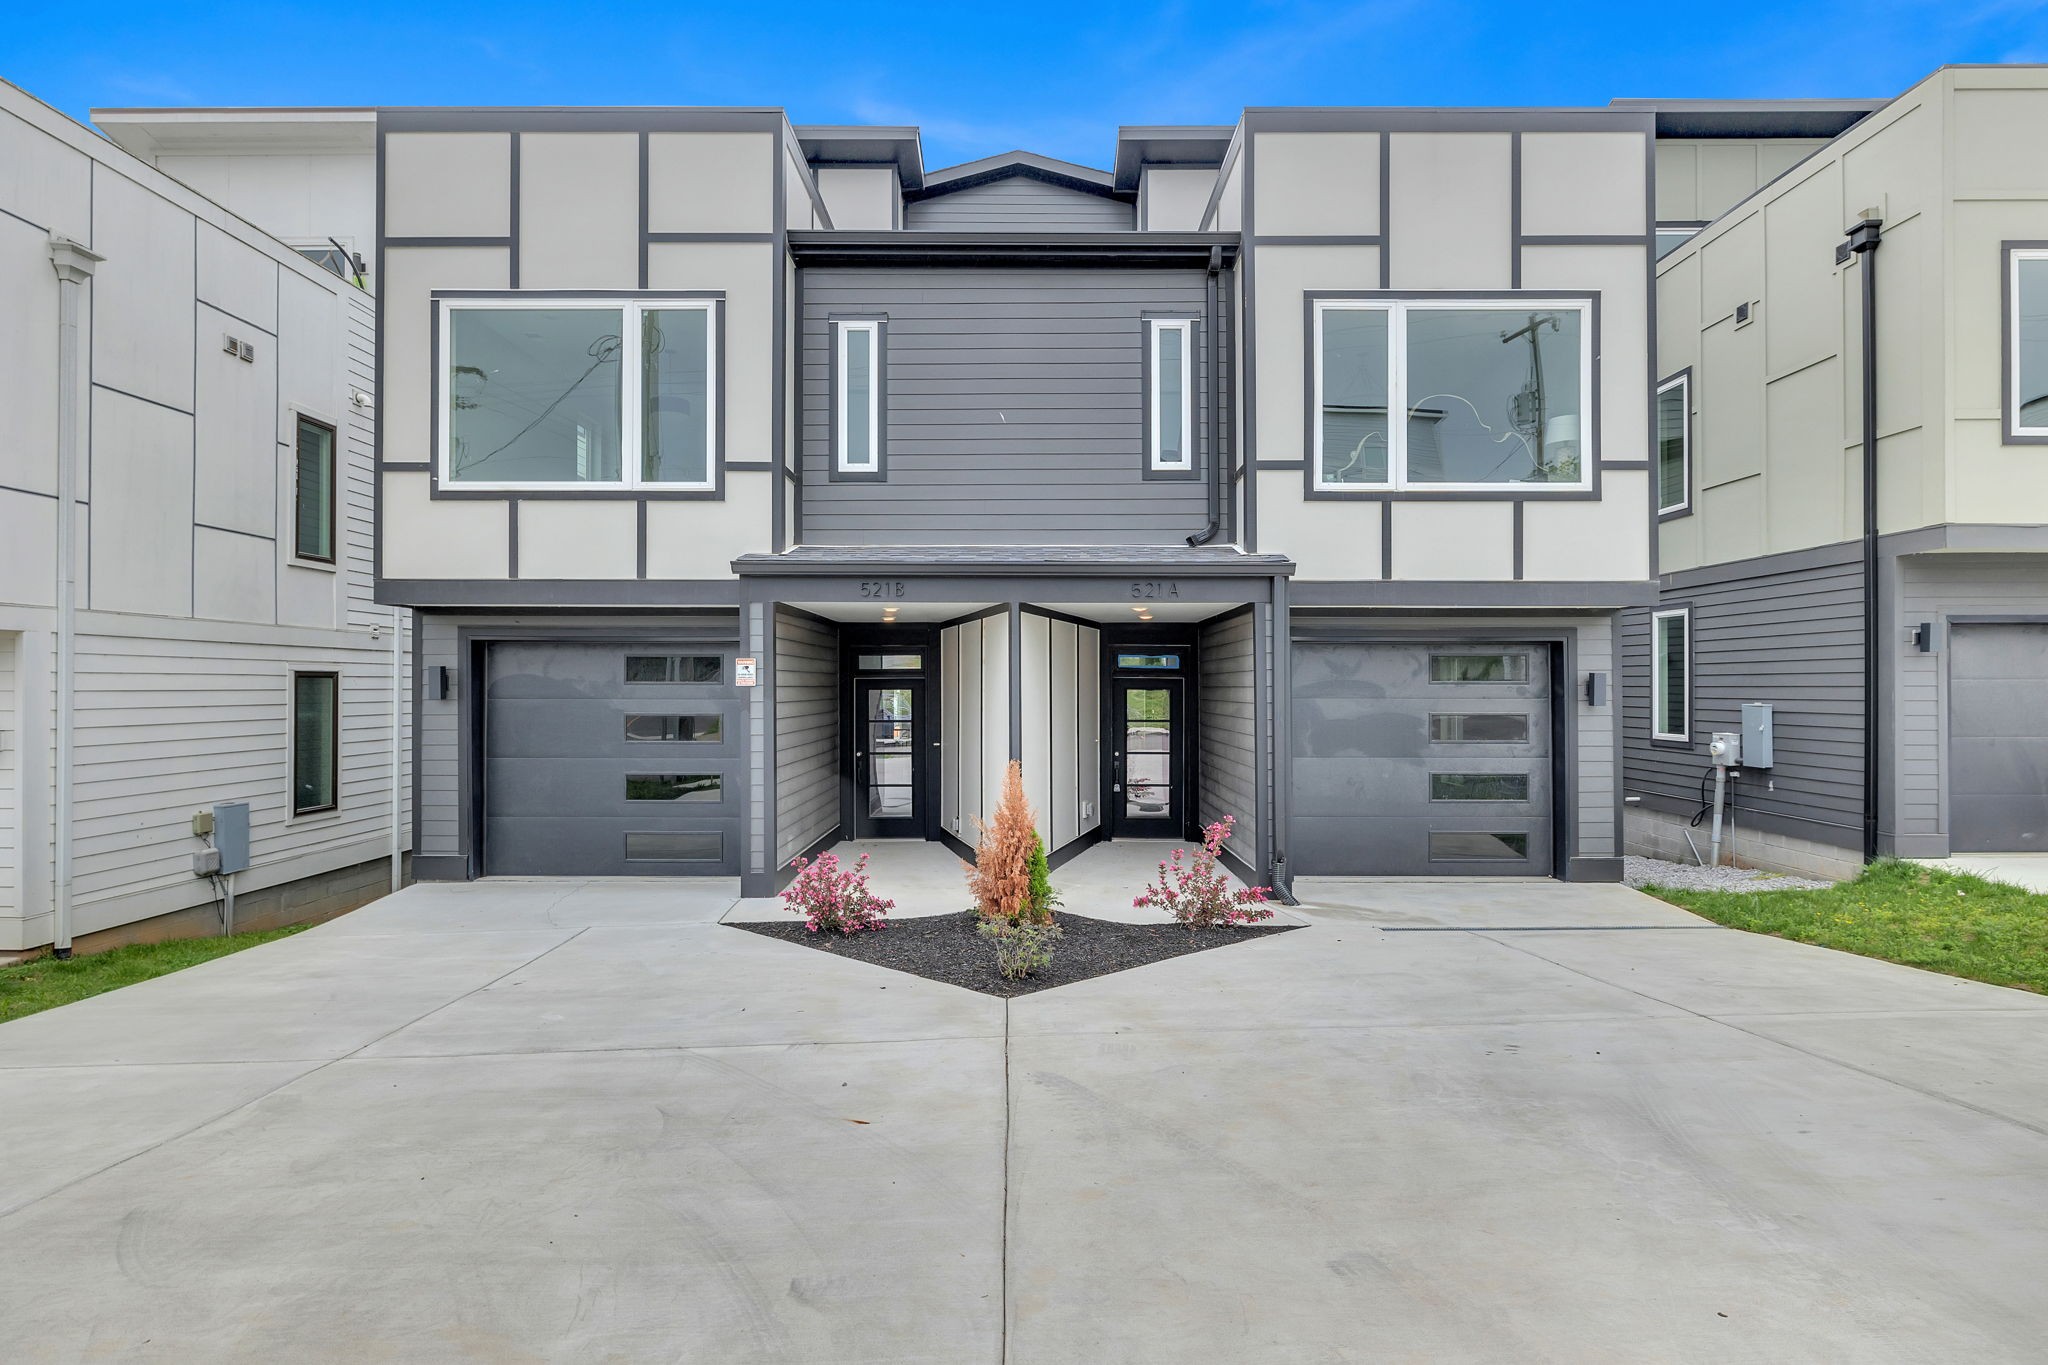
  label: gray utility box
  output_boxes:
[1741,703,1775,769]
[213,801,252,874]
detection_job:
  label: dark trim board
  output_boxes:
[1291,581,1656,609]
[378,579,747,608]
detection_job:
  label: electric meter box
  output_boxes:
[1741,703,1775,769]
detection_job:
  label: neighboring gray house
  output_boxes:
[334,101,1656,896]
[0,80,407,956]
[1625,66,2048,877]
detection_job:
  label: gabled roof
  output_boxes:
[909,150,1125,202]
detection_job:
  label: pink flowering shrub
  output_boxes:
[1132,816,1275,928]
[782,851,894,934]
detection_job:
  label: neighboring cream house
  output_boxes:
[1627,66,2048,876]
[0,80,406,955]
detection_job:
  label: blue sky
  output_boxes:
[8,0,2047,169]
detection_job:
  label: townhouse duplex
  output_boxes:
[1626,67,2048,877]
[1,81,406,955]
[278,101,1656,898]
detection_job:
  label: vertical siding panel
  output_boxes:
[773,609,839,865]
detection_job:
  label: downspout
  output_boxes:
[390,605,404,893]
[1847,216,1883,863]
[48,237,103,959]
[1187,246,1225,546]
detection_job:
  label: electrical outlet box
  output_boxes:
[1741,703,1775,769]
[192,847,221,876]
[191,810,215,837]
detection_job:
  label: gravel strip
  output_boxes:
[729,910,1300,997]
[1624,855,1835,893]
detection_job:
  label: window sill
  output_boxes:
[288,556,339,575]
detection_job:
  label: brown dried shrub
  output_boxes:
[965,761,1047,923]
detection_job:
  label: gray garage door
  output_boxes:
[485,642,742,876]
[1950,623,2048,852]
[1290,641,1553,876]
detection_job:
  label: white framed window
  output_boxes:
[1149,318,1194,471]
[835,319,882,474]
[291,670,340,817]
[1313,297,1595,492]
[439,297,717,490]
[1656,372,1690,515]
[2008,247,2048,440]
[1651,608,1691,743]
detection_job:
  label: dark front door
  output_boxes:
[854,678,926,838]
[1113,678,1185,837]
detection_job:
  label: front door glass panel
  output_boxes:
[866,685,915,821]
[1124,687,1174,821]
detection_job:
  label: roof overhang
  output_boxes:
[91,107,376,157]
[785,230,1238,267]
[734,545,1293,578]
[1609,98,1884,139]
[1113,126,1234,192]
[795,124,925,191]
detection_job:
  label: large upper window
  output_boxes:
[441,299,715,489]
[1656,373,1690,516]
[1149,318,1193,472]
[835,319,882,475]
[1315,299,1593,492]
[2009,249,2048,439]
[1651,609,1690,744]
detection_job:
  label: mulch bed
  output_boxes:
[728,911,1302,997]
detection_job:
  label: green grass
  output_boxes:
[1644,859,2048,995]
[0,924,311,1025]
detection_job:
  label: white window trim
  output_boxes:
[2009,248,2048,438]
[835,319,882,473]
[1312,297,1596,493]
[1651,607,1691,743]
[438,297,717,492]
[1656,372,1691,515]
[1148,318,1195,471]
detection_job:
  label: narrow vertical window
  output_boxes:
[836,319,881,474]
[1656,373,1690,515]
[292,671,340,815]
[1150,319,1193,471]
[294,415,336,563]
[2010,249,2048,439]
[642,306,714,486]
[1651,609,1690,743]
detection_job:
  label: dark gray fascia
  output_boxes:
[1609,97,1884,140]
[1114,126,1235,192]
[1290,581,1658,609]
[786,230,1239,268]
[908,151,1126,203]
[378,107,787,134]
[376,579,747,608]
[1244,107,1657,136]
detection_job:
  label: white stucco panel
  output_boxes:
[379,471,510,580]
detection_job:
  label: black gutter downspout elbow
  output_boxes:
[1188,245,1226,546]
[1848,216,1883,862]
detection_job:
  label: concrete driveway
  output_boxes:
[3,855,2047,1362]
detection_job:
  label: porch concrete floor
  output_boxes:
[3,869,2048,1360]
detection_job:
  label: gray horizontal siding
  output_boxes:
[904,175,1133,231]
[1199,611,1259,866]
[774,609,839,865]
[798,266,1231,545]
[1621,545,1865,849]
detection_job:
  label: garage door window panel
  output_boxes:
[625,654,723,684]
[441,298,717,490]
[1429,652,1530,684]
[1315,299,1593,492]
[625,774,722,802]
[1430,773,1531,802]
[1430,713,1530,743]
[625,715,721,742]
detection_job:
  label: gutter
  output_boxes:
[1189,246,1226,547]
[1847,215,1882,862]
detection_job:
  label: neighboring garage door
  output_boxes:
[1291,641,1554,876]
[1949,623,2048,852]
[485,642,742,875]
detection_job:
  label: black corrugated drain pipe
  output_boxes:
[1188,245,1226,546]
[1848,216,1883,862]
